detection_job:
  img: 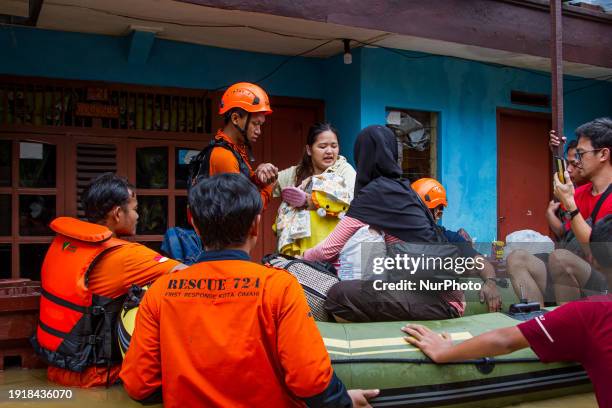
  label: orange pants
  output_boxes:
[47,365,122,388]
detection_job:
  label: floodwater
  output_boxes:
[512,393,596,408]
[0,368,597,407]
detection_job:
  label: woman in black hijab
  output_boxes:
[304,125,464,322]
[347,125,438,243]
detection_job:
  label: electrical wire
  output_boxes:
[352,39,612,82]
[351,39,437,60]
[44,2,612,88]
[212,39,335,90]
[46,2,334,41]
[564,75,612,94]
[252,40,336,85]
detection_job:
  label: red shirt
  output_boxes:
[565,182,612,231]
[518,295,612,407]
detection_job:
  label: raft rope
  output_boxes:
[330,357,541,365]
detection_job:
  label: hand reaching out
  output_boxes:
[255,163,278,185]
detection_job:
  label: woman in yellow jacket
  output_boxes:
[273,123,356,256]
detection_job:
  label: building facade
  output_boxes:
[1,1,611,280]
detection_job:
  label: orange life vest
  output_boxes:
[31,217,127,372]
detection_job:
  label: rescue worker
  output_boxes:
[31,173,185,387]
[120,173,378,407]
[411,178,502,312]
[189,82,278,208]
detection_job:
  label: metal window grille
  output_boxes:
[0,79,212,134]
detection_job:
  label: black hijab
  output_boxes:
[346,125,438,243]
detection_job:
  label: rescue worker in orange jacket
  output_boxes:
[189,82,278,208]
[411,178,502,312]
[31,173,185,388]
[120,173,379,407]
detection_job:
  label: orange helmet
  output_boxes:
[219,82,272,115]
[411,178,448,209]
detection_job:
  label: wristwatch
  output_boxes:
[563,208,580,221]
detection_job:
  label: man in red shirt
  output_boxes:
[507,119,611,306]
[402,215,612,407]
[120,173,378,407]
[548,118,612,303]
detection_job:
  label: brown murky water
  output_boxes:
[0,368,597,407]
[511,393,596,408]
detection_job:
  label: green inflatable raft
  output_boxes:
[118,278,592,407]
[318,278,591,407]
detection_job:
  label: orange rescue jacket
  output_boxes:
[120,250,350,407]
[31,217,128,372]
[188,130,272,208]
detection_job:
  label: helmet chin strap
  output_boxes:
[232,112,256,163]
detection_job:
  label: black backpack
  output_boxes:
[187,139,251,188]
[558,184,612,257]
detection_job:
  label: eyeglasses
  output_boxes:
[574,149,602,163]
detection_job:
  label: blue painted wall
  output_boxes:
[0,26,324,99]
[2,26,611,242]
[358,47,612,243]
[322,49,362,160]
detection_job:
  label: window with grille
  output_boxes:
[0,78,212,134]
[129,142,203,252]
[386,108,438,182]
[0,76,216,280]
[0,137,64,280]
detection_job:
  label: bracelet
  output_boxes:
[483,277,509,288]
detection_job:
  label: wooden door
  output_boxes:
[497,109,552,240]
[250,100,324,262]
[127,139,206,252]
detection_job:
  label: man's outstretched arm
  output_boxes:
[402,324,530,363]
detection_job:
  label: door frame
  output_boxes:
[255,96,325,258]
[496,107,552,240]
